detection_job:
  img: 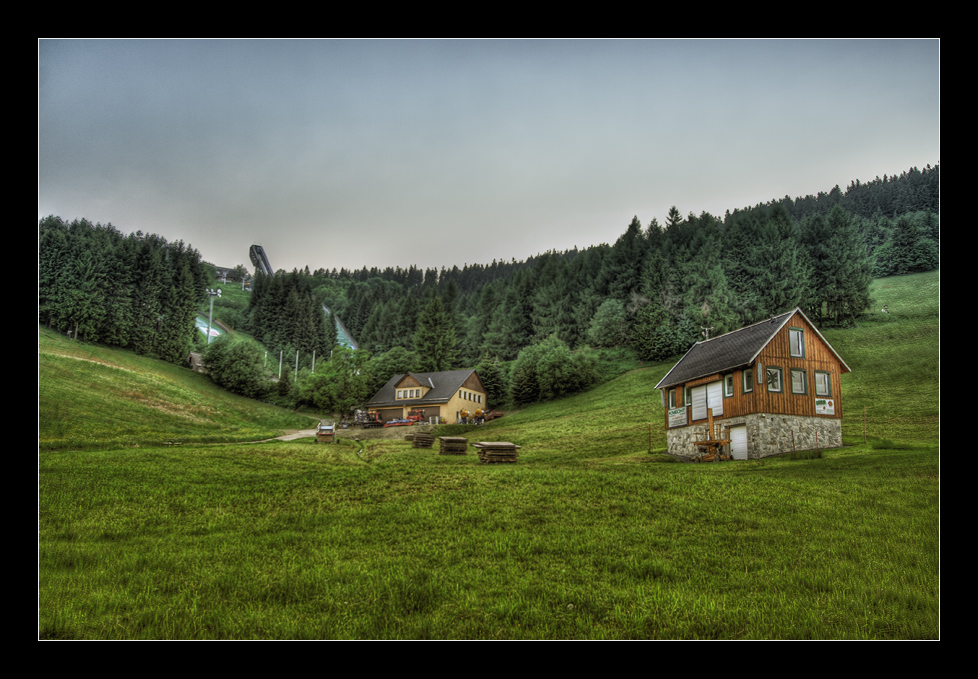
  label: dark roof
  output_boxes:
[654,308,848,390]
[367,369,481,408]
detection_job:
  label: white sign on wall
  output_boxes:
[815,398,836,415]
[668,407,688,428]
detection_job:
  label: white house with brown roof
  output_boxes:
[366,369,487,424]
[655,308,850,460]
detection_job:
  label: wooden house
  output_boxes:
[654,308,850,460]
[366,369,487,424]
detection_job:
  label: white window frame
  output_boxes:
[767,366,783,393]
[815,371,831,397]
[791,369,807,395]
[789,328,805,358]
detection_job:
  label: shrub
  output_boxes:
[510,336,599,406]
[202,335,272,399]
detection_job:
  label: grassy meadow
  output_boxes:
[39,327,316,450]
[38,272,939,639]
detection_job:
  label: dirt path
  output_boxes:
[275,429,318,441]
[271,424,437,442]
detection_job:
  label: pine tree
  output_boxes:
[753,205,808,318]
[475,353,507,410]
[808,205,873,326]
[599,216,648,302]
[681,225,737,338]
[414,294,459,372]
[887,214,940,275]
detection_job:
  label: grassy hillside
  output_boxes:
[824,271,940,444]
[39,326,317,450]
[38,271,939,639]
[476,270,940,455]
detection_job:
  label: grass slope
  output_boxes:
[38,272,939,639]
[39,326,317,450]
[825,271,940,444]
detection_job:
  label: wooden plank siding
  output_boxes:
[747,313,844,420]
[662,310,845,429]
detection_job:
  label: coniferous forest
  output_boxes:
[39,163,938,406]
[315,163,938,366]
[38,216,209,363]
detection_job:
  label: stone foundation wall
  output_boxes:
[666,413,842,461]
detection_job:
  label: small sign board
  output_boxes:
[668,407,688,428]
[815,398,835,415]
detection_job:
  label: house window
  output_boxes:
[791,369,807,395]
[724,374,734,397]
[669,389,677,408]
[767,366,783,393]
[691,382,723,420]
[815,371,831,397]
[397,390,403,399]
[691,385,708,420]
[743,368,753,393]
[790,328,805,358]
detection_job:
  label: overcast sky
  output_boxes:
[38,39,939,275]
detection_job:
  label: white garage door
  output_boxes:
[730,425,748,460]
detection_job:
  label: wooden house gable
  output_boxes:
[396,375,423,389]
[461,372,486,394]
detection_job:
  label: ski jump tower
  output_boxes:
[250,244,273,277]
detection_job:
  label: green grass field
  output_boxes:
[39,329,316,450]
[38,272,939,639]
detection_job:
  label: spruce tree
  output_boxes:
[753,205,808,318]
[819,205,873,326]
[887,214,940,275]
[414,294,459,372]
[681,227,737,338]
[475,353,507,410]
